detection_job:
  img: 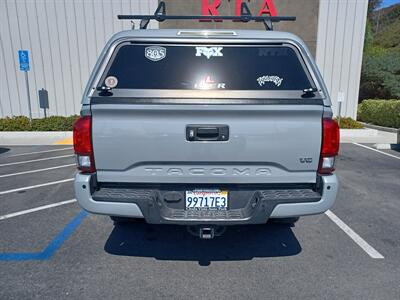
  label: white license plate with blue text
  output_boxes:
[185,190,228,210]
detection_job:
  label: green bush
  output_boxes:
[335,117,364,129]
[0,115,79,131]
[359,47,400,100]
[358,100,400,128]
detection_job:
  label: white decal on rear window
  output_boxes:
[145,46,166,61]
[257,75,283,87]
[105,76,118,88]
[194,75,226,89]
[195,47,223,59]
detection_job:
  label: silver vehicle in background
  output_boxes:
[73,2,340,239]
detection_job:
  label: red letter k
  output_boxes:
[201,0,222,22]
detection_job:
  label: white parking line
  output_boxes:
[5,147,72,158]
[0,164,75,178]
[325,210,384,259]
[0,199,77,220]
[0,178,74,195]
[0,154,74,167]
[353,142,400,160]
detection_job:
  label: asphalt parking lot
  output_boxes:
[0,143,399,299]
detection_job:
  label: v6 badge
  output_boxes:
[145,46,166,62]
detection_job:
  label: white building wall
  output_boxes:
[316,0,369,118]
[1,0,368,119]
[0,0,158,118]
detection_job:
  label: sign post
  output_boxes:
[18,50,32,122]
[337,91,345,127]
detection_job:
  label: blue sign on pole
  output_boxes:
[18,50,30,71]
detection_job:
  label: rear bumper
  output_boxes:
[74,174,338,224]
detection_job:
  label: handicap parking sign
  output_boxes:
[18,50,30,71]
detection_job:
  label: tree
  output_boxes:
[368,0,383,16]
[360,48,400,100]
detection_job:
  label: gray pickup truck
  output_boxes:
[73,16,340,238]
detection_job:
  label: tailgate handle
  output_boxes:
[187,125,229,141]
[197,127,219,138]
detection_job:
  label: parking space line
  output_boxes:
[5,147,72,158]
[0,178,74,195]
[0,154,74,167]
[353,142,400,160]
[325,210,384,259]
[0,199,77,220]
[0,164,75,178]
[0,210,87,261]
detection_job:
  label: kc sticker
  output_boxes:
[195,47,223,59]
[145,46,166,61]
[257,75,283,87]
[105,76,118,88]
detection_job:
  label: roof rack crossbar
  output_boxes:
[118,1,295,31]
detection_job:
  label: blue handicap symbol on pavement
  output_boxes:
[0,210,87,261]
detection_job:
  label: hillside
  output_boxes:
[359,3,400,101]
[371,3,400,48]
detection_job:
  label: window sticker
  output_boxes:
[105,76,118,88]
[257,75,283,87]
[195,47,223,59]
[194,75,226,89]
[145,46,166,61]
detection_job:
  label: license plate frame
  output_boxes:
[185,189,228,211]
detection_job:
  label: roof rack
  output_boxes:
[118,1,296,31]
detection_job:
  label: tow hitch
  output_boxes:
[187,225,226,239]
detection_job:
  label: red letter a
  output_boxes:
[258,0,278,16]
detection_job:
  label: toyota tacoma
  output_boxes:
[73,14,340,239]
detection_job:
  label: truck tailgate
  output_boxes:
[91,104,322,184]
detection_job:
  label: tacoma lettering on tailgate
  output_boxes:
[144,167,272,176]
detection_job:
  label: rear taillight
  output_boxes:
[318,118,340,174]
[73,116,95,173]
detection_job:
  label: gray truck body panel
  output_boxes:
[92,104,323,184]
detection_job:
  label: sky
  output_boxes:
[380,0,400,8]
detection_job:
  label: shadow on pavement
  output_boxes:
[0,148,10,155]
[390,144,400,152]
[104,222,301,266]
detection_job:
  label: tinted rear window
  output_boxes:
[101,44,313,91]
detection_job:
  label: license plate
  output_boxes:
[185,190,228,210]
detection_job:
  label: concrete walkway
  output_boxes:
[0,129,398,146]
[340,129,398,144]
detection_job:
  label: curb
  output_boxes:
[360,122,398,133]
[1,130,398,146]
[359,123,399,144]
[373,143,400,150]
[0,131,72,146]
[53,137,73,145]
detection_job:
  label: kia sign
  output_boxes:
[201,0,278,21]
